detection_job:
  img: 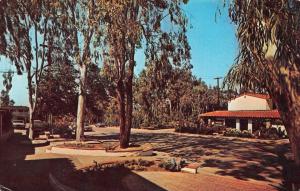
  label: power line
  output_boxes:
[0,70,26,74]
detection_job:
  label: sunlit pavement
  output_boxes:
[0,127,290,191]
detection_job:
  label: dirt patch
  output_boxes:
[55,141,118,150]
[108,143,153,153]
[54,142,153,152]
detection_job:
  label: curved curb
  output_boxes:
[47,146,136,157]
[49,173,77,191]
[20,139,49,147]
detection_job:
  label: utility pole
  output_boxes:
[214,77,222,109]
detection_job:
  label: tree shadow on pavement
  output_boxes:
[0,131,167,191]
[86,131,298,190]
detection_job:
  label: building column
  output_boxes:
[236,119,240,131]
[248,119,253,133]
[208,119,212,126]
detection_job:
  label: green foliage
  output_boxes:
[91,159,154,172]
[158,158,186,172]
[224,0,300,92]
[223,128,241,137]
[0,71,14,106]
[223,128,253,138]
[175,122,226,135]
[38,56,78,116]
[103,97,119,126]
[240,130,254,138]
[134,66,235,128]
[85,64,112,122]
[254,127,287,140]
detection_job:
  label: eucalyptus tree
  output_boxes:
[37,54,78,117]
[224,0,300,168]
[0,0,57,139]
[0,71,14,106]
[102,0,190,148]
[52,0,104,141]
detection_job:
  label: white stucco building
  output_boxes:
[200,93,282,133]
[228,93,272,111]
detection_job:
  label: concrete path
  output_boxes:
[0,128,290,191]
[123,171,277,191]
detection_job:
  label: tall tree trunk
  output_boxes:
[266,60,300,167]
[27,69,35,140]
[117,79,127,148]
[268,69,300,190]
[28,106,34,140]
[76,64,87,142]
[271,90,300,164]
[124,45,135,147]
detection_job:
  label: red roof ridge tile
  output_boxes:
[239,93,270,100]
[200,110,280,119]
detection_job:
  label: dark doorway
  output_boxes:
[240,119,248,131]
[225,118,236,128]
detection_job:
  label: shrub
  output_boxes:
[240,130,254,138]
[158,158,186,172]
[223,128,241,137]
[50,123,73,138]
[255,127,286,140]
[90,159,155,172]
[223,128,253,138]
[175,121,226,135]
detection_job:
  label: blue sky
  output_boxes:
[0,0,238,106]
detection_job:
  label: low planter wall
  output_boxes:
[47,146,135,157]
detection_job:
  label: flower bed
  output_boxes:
[175,121,226,135]
[47,142,154,157]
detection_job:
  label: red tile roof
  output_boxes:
[236,93,270,100]
[200,110,280,119]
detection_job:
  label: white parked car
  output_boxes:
[12,120,25,129]
[33,120,47,128]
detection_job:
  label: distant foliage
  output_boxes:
[254,127,287,140]
[134,67,235,128]
[0,71,14,106]
[175,122,226,135]
[223,129,253,138]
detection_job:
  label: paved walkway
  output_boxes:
[0,128,291,191]
[124,171,276,191]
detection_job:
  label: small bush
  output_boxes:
[224,128,241,137]
[50,123,73,138]
[223,128,253,138]
[158,158,186,172]
[240,130,254,138]
[91,159,154,172]
[175,121,226,135]
[254,127,286,140]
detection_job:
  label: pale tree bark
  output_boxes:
[70,0,94,142]
[270,89,300,190]
[270,82,300,154]
[27,21,48,140]
[28,84,34,140]
[265,60,300,190]
[76,64,87,141]
[264,59,300,166]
